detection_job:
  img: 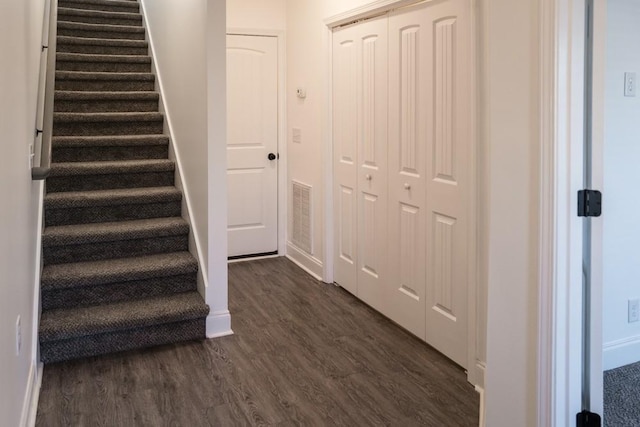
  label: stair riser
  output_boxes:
[56,60,151,73]
[59,1,140,14]
[58,14,142,27]
[53,120,163,136]
[40,318,205,364]
[45,201,182,226]
[57,43,148,56]
[47,171,174,192]
[55,79,154,91]
[52,145,168,162]
[43,234,189,265]
[54,99,158,113]
[57,27,145,40]
[42,274,197,310]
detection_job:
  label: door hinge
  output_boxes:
[577,410,602,427]
[577,190,602,217]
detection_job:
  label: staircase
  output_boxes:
[39,0,209,364]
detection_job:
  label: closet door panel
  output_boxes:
[423,0,470,368]
[333,26,359,295]
[387,10,428,339]
[355,17,388,313]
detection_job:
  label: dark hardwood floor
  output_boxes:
[36,257,479,426]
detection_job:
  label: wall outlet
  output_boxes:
[16,316,22,356]
[629,299,640,323]
[624,72,636,97]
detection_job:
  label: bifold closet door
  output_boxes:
[333,17,388,313]
[388,0,471,367]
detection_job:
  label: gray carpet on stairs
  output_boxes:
[604,361,640,427]
[39,0,208,364]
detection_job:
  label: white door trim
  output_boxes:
[226,28,288,256]
[537,0,591,425]
[323,0,482,387]
[588,0,606,415]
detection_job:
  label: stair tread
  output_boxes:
[54,111,163,122]
[55,90,158,100]
[58,7,141,21]
[52,134,169,147]
[45,186,181,208]
[57,35,147,48]
[57,20,145,34]
[56,70,154,81]
[43,216,189,247]
[57,52,151,63]
[40,291,208,342]
[49,158,174,176]
[60,0,140,10]
[41,251,197,289]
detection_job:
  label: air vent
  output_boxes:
[292,181,312,254]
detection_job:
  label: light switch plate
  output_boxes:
[292,128,302,144]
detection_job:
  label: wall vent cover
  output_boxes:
[292,181,313,254]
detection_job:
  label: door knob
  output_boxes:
[268,153,277,161]
[404,183,411,190]
[365,174,372,181]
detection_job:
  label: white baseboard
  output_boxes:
[475,385,485,427]
[20,361,43,427]
[286,242,324,281]
[476,361,486,388]
[206,311,233,339]
[603,334,640,370]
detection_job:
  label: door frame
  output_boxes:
[537,0,608,424]
[323,0,483,388]
[226,29,288,256]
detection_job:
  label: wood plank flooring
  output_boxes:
[36,257,479,426]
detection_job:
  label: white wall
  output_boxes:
[141,0,209,277]
[285,0,375,277]
[481,0,541,424]
[227,0,286,30]
[602,0,640,370]
[142,0,231,337]
[0,0,47,424]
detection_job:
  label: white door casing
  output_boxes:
[226,35,278,257]
[333,17,389,313]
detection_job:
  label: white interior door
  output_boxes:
[387,6,429,339]
[333,24,360,296]
[226,35,278,258]
[355,17,389,313]
[332,0,471,368]
[421,0,471,368]
[333,18,388,313]
[388,0,471,366]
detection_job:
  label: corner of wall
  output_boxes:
[286,242,324,281]
[206,0,231,338]
[20,362,43,427]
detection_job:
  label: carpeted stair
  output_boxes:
[39,0,209,364]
